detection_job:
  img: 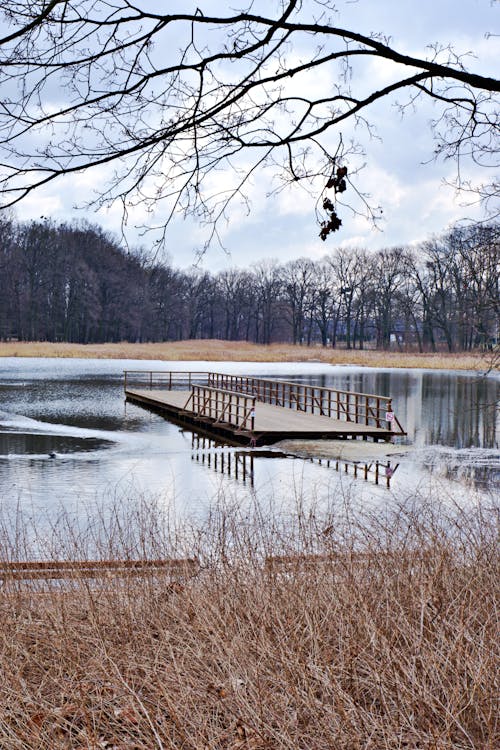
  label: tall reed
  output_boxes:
[0,339,487,371]
[0,492,497,749]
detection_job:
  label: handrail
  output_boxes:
[187,384,256,432]
[207,373,404,433]
[124,370,210,391]
[208,371,392,402]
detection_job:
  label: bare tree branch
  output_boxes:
[0,0,497,247]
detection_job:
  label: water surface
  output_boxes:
[0,358,498,522]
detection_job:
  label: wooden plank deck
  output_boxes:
[125,388,396,444]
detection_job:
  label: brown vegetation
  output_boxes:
[0,498,497,749]
[0,340,488,371]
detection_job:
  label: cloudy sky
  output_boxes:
[7,0,499,270]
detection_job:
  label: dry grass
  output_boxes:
[0,340,488,370]
[0,496,497,749]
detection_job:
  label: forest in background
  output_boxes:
[0,216,498,352]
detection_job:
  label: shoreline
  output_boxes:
[0,340,491,371]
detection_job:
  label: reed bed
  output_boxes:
[0,495,498,749]
[0,339,487,371]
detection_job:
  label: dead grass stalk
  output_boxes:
[0,497,497,749]
[0,340,487,371]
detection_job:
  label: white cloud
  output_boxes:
[14,191,63,222]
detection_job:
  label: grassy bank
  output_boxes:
[0,498,497,749]
[0,339,490,370]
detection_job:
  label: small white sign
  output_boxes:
[385,411,394,422]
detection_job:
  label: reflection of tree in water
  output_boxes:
[423,375,499,449]
[191,434,399,489]
[0,431,110,456]
[419,446,500,490]
[433,462,498,490]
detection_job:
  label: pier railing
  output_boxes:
[123,370,404,434]
[207,373,404,433]
[124,370,209,391]
[185,385,256,432]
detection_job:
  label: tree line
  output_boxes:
[0,217,498,351]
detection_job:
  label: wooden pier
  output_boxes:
[124,371,406,446]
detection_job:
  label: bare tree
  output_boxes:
[280,258,315,344]
[371,247,408,350]
[252,260,283,344]
[217,269,253,341]
[327,247,365,349]
[310,260,337,347]
[0,1,497,248]
[449,224,500,349]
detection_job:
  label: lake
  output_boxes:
[0,358,498,530]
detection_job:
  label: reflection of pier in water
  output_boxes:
[191,435,399,489]
[305,455,399,488]
[191,435,256,486]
